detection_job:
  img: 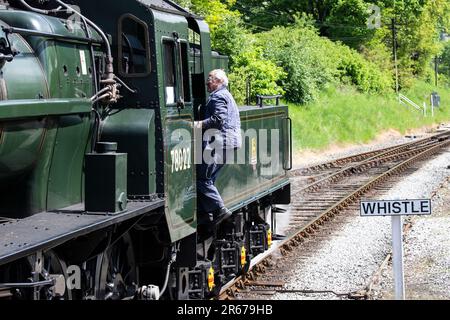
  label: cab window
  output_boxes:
[180,41,191,103]
[118,14,150,77]
[163,41,176,104]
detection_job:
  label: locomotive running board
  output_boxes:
[0,199,164,266]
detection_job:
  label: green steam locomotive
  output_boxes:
[0,0,291,299]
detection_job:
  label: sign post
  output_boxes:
[360,199,431,300]
[391,215,404,300]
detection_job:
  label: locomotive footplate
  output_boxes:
[0,199,164,266]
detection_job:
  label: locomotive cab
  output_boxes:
[71,0,204,244]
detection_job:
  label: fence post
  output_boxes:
[423,102,427,117]
[430,94,435,117]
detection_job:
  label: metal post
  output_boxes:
[246,77,250,106]
[392,18,399,94]
[391,215,405,300]
[435,56,438,87]
[430,95,434,117]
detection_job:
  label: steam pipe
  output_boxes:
[54,0,114,80]
[18,0,114,81]
[19,0,62,14]
[114,76,137,94]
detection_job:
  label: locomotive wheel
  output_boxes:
[8,250,72,300]
[94,233,138,300]
[40,250,72,300]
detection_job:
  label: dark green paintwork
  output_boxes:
[0,99,92,119]
[47,114,91,210]
[0,120,46,180]
[153,10,197,241]
[0,8,96,217]
[211,53,229,72]
[85,152,128,213]
[27,119,58,217]
[217,105,290,211]
[101,109,157,197]
[197,19,213,95]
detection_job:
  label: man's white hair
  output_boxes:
[210,69,229,87]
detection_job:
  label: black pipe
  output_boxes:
[0,279,55,289]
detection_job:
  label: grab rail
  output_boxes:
[398,94,424,115]
[256,95,282,108]
[283,117,293,171]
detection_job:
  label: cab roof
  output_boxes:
[137,0,202,19]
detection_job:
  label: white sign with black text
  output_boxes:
[360,199,431,217]
[360,198,432,300]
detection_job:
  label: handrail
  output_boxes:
[283,117,293,171]
[256,95,282,108]
[398,94,425,115]
[398,94,421,111]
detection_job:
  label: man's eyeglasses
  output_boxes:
[207,76,216,82]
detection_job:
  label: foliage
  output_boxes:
[439,42,450,81]
[236,0,450,90]
[324,0,376,48]
[336,44,392,93]
[357,0,450,88]
[173,0,244,59]
[290,81,450,151]
[172,0,285,103]
[257,21,333,103]
[229,51,286,104]
[172,0,450,152]
[233,0,340,30]
[174,0,450,103]
[256,19,390,103]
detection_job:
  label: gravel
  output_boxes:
[272,136,450,300]
[375,177,450,300]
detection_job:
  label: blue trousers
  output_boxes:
[197,148,230,214]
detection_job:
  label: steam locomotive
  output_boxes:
[0,0,291,300]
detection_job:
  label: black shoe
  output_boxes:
[197,212,214,226]
[212,207,232,225]
[272,233,287,240]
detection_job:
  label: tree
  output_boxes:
[174,0,450,96]
[172,0,285,104]
[324,0,376,48]
[233,0,340,30]
[371,0,450,88]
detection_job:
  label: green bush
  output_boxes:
[325,0,376,49]
[209,15,249,65]
[257,20,391,104]
[174,0,286,103]
[175,1,393,105]
[229,50,286,104]
[257,22,337,103]
[337,45,391,93]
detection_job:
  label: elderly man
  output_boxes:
[195,69,242,226]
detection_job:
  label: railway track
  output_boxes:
[297,132,448,172]
[218,130,450,300]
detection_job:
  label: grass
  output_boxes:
[288,80,450,152]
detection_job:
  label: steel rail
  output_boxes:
[296,139,443,194]
[296,131,450,175]
[218,135,450,300]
